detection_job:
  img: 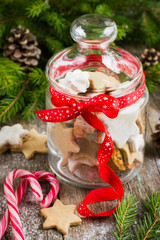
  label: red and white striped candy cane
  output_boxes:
[0,171,59,239]
[3,170,43,240]
[34,171,59,208]
[0,179,29,239]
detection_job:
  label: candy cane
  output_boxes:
[0,179,29,239]
[4,169,43,240]
[0,171,59,240]
[34,171,59,208]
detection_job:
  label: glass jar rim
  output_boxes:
[45,48,144,101]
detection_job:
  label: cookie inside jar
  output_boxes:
[47,66,146,186]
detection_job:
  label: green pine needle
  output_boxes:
[134,190,160,240]
[21,90,45,120]
[26,0,50,18]
[113,193,139,240]
[28,68,48,89]
[0,58,25,96]
[145,63,160,92]
[114,191,160,240]
[45,36,64,53]
[95,3,113,18]
[45,12,67,35]
[0,59,48,123]
[0,90,25,123]
[134,213,160,240]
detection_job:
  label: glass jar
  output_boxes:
[45,14,149,188]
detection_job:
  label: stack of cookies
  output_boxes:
[51,67,145,181]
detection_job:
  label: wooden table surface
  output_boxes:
[0,89,160,240]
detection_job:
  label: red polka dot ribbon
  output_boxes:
[35,75,145,217]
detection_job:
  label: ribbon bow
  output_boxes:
[36,87,120,123]
[35,79,145,217]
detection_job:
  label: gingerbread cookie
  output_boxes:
[0,124,29,153]
[88,71,120,93]
[41,199,82,235]
[74,115,95,138]
[51,123,80,166]
[136,111,145,134]
[127,159,140,169]
[72,138,100,165]
[96,67,120,81]
[68,157,95,173]
[11,129,48,159]
[120,144,143,166]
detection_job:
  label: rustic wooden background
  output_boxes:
[0,88,160,240]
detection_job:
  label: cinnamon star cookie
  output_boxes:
[72,138,100,165]
[51,123,80,166]
[0,124,29,153]
[41,199,82,235]
[11,128,48,159]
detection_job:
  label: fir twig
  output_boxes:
[0,58,47,123]
[144,63,160,92]
[26,0,50,18]
[134,191,160,240]
[113,193,139,240]
[0,84,27,123]
[114,191,160,240]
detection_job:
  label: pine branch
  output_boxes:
[95,3,113,18]
[45,36,64,53]
[0,85,26,123]
[26,0,50,18]
[0,81,25,97]
[21,90,45,120]
[28,68,48,89]
[134,191,160,240]
[45,12,67,35]
[0,58,26,96]
[114,191,160,240]
[144,190,160,217]
[144,63,160,92]
[113,193,139,240]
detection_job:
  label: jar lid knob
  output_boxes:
[70,14,117,48]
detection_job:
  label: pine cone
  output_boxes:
[3,25,41,70]
[151,120,160,148]
[140,48,160,66]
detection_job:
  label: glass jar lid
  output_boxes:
[46,14,143,99]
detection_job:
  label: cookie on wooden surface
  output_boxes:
[11,128,48,159]
[0,124,29,153]
[41,199,82,235]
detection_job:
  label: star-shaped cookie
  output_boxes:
[96,100,141,148]
[68,157,95,173]
[72,138,100,166]
[0,124,29,153]
[41,199,82,235]
[88,71,120,92]
[51,123,80,166]
[121,143,143,165]
[11,128,48,159]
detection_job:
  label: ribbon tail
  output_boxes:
[78,172,123,217]
[78,111,123,217]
